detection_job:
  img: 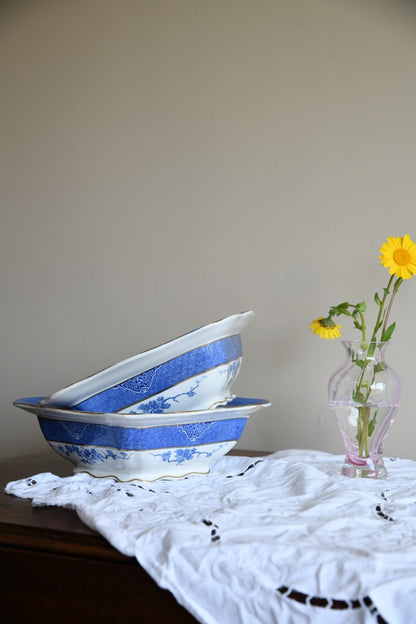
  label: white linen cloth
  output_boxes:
[6,449,416,624]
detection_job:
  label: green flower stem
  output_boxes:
[381,277,403,337]
[357,409,362,440]
[369,274,395,343]
[352,275,395,457]
[357,308,367,344]
[359,406,371,457]
[358,367,377,457]
[329,303,367,343]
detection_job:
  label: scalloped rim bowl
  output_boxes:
[14,396,271,481]
[40,311,255,413]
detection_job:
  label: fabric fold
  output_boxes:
[6,449,416,623]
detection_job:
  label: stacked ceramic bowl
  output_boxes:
[14,311,270,481]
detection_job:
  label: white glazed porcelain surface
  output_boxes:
[40,311,254,411]
[52,441,238,481]
[14,396,270,427]
[14,396,270,481]
[117,358,241,414]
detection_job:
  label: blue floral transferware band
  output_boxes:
[72,335,242,413]
[38,416,247,451]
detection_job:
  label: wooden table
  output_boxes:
[1,449,262,622]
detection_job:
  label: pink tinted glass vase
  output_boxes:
[328,341,400,478]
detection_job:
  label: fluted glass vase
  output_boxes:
[328,341,400,478]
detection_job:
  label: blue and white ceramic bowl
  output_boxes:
[14,396,271,481]
[40,311,254,414]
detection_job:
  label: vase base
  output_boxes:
[341,457,387,479]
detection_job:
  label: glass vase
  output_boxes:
[328,341,400,478]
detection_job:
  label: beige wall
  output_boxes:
[2,0,416,460]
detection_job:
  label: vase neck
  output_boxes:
[341,340,389,362]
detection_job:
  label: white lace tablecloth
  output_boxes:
[6,449,416,624]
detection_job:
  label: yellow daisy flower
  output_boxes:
[379,234,416,280]
[310,317,342,340]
